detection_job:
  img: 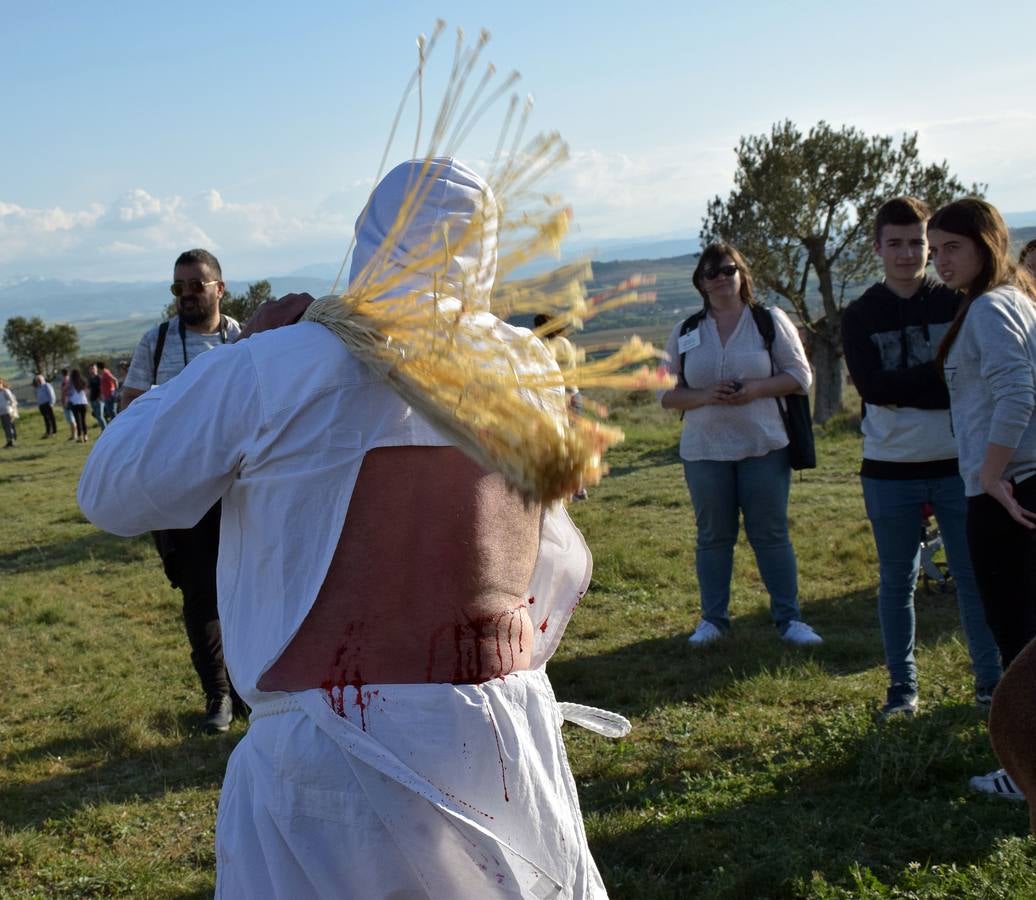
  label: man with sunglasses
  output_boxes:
[121,248,243,733]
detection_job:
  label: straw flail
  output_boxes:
[304,25,673,502]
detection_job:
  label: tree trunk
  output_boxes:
[810,326,844,424]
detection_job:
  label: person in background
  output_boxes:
[98,361,118,423]
[659,242,822,647]
[0,378,18,448]
[1021,238,1036,280]
[87,363,106,432]
[120,249,242,734]
[68,370,89,443]
[59,368,78,441]
[841,196,1001,719]
[534,312,588,500]
[34,374,58,438]
[930,197,1036,800]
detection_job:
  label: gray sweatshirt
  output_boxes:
[945,285,1036,495]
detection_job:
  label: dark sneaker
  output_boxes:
[880,683,918,720]
[203,694,233,734]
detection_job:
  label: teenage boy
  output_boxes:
[842,196,1001,718]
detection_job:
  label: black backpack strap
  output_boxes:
[749,304,776,353]
[152,320,170,386]
[676,309,707,387]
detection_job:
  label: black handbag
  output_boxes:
[776,390,816,470]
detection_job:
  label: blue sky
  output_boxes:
[2,1,1034,281]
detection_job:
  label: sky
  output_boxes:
[2,0,1034,283]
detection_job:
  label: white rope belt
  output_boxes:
[250,695,631,738]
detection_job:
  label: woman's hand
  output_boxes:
[983,476,1036,529]
[720,379,760,405]
[661,382,737,411]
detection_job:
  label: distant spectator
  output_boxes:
[69,369,90,443]
[0,378,18,448]
[59,368,78,441]
[97,361,118,423]
[88,363,106,431]
[1022,238,1036,280]
[534,313,587,499]
[112,361,129,418]
[34,374,58,438]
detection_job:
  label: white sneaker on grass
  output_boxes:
[969,768,1025,801]
[687,620,723,646]
[781,620,823,646]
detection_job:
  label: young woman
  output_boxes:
[932,198,1036,800]
[68,369,90,443]
[659,242,822,647]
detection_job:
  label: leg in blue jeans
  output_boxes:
[930,475,1002,690]
[861,477,924,690]
[683,448,800,632]
[738,447,801,630]
[683,458,738,631]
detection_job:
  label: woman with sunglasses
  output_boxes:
[660,242,822,647]
[930,198,1036,801]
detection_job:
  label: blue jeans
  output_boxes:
[90,399,107,431]
[861,475,1002,692]
[682,447,801,633]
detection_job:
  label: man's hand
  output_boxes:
[237,293,317,341]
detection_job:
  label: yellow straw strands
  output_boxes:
[303,23,674,502]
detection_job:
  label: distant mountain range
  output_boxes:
[0,236,702,327]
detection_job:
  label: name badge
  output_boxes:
[677,330,701,353]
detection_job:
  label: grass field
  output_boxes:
[1,397,1034,899]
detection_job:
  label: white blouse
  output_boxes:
[663,305,813,462]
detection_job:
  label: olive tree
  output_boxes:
[702,120,978,422]
[3,316,80,378]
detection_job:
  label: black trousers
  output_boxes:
[39,402,57,434]
[152,502,232,699]
[966,477,1036,669]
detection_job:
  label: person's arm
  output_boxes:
[972,299,1036,526]
[236,293,316,341]
[842,301,949,409]
[78,344,259,536]
[120,331,157,411]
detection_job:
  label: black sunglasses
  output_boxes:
[170,279,219,297]
[702,264,738,280]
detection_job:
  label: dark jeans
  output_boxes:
[71,404,88,437]
[966,477,1036,669]
[39,402,57,435]
[1,413,14,444]
[152,502,232,699]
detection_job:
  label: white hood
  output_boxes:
[348,157,498,310]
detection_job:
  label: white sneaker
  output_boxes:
[687,621,723,646]
[781,620,823,646]
[969,768,1026,801]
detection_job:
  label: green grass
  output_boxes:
[1,401,1034,899]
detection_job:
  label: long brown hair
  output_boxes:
[692,242,756,310]
[934,198,1036,367]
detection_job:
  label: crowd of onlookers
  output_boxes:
[0,360,128,448]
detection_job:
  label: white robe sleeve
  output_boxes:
[77,342,259,536]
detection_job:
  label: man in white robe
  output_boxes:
[78,158,609,899]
